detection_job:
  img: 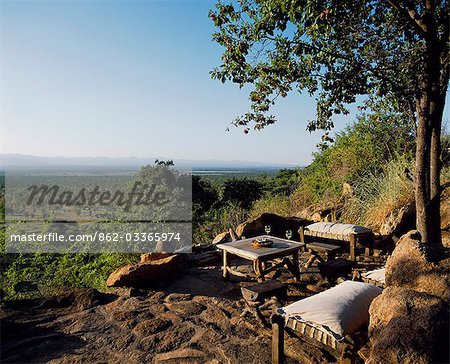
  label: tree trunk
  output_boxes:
[415,100,432,245]
[414,20,446,248]
[415,87,445,248]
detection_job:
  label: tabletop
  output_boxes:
[217,236,304,260]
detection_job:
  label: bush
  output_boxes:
[341,156,414,227]
[288,102,415,214]
[250,194,292,218]
[193,203,248,243]
[220,178,264,209]
[2,253,138,300]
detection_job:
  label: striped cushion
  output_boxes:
[305,222,371,240]
[278,281,382,341]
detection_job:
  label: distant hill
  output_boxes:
[0,154,299,170]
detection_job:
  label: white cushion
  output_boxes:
[305,222,372,236]
[362,268,385,285]
[280,281,382,340]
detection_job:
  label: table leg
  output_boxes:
[254,259,265,282]
[292,250,300,282]
[223,250,229,279]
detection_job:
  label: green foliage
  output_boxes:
[265,168,301,196]
[250,194,292,217]
[193,203,248,243]
[2,253,138,300]
[220,178,265,209]
[192,175,218,215]
[210,0,447,142]
[290,102,415,207]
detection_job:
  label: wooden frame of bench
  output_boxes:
[299,226,373,261]
[271,312,365,364]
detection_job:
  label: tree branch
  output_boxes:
[386,0,428,37]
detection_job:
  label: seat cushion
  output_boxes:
[362,268,386,286]
[305,222,372,239]
[279,281,382,340]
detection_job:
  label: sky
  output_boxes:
[1,1,447,166]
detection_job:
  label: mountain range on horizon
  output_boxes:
[0,153,299,169]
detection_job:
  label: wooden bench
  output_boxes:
[241,280,287,326]
[299,223,373,261]
[305,241,341,265]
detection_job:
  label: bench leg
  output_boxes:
[349,235,356,261]
[271,314,285,364]
[292,250,300,282]
[340,341,356,364]
[223,250,229,279]
[365,240,373,258]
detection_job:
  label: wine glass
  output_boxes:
[286,229,293,240]
[264,225,271,236]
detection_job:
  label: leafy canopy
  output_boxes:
[210,0,448,140]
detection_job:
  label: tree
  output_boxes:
[221,178,264,209]
[210,0,449,247]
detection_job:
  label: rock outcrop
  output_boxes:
[385,230,450,299]
[106,254,187,288]
[235,213,310,240]
[378,201,416,239]
[367,230,450,364]
[212,231,230,244]
[368,286,449,364]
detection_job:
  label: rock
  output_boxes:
[379,201,415,238]
[106,255,187,288]
[39,288,114,311]
[153,347,206,363]
[367,286,449,364]
[442,230,450,248]
[133,318,173,336]
[140,253,172,263]
[385,230,450,299]
[235,213,310,240]
[212,231,231,244]
[374,183,448,237]
[155,239,179,253]
[164,301,206,317]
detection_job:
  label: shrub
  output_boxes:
[193,203,248,243]
[220,178,264,209]
[250,194,292,217]
[341,156,414,227]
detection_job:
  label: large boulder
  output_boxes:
[235,213,311,240]
[140,252,172,263]
[367,287,449,364]
[378,201,416,238]
[366,230,450,364]
[385,230,450,299]
[212,231,231,245]
[106,254,187,288]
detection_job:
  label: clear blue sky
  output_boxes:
[1,1,446,166]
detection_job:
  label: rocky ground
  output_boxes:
[1,251,385,364]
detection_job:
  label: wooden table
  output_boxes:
[217,236,305,282]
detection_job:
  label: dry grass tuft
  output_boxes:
[342,157,414,228]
